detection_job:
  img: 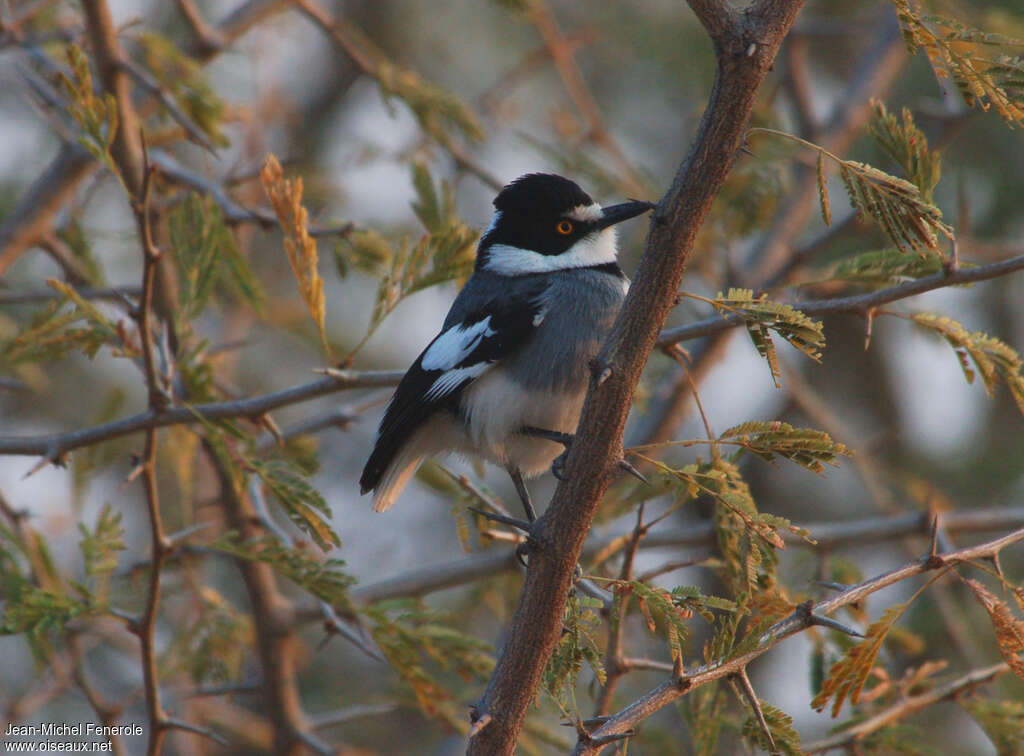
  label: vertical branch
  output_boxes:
[593,505,646,716]
[81,0,145,195]
[82,0,180,323]
[526,1,647,195]
[467,2,807,753]
[203,444,330,756]
[130,147,170,756]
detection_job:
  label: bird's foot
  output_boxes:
[468,507,538,567]
[522,426,649,485]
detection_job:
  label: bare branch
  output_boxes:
[100,134,173,756]
[0,143,95,274]
[686,0,740,44]
[0,371,403,459]
[347,506,1024,605]
[119,56,219,154]
[803,662,1010,754]
[469,4,810,750]
[657,252,1024,348]
[151,151,354,237]
[576,527,1024,754]
[0,286,143,307]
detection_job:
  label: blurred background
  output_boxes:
[1,0,1023,753]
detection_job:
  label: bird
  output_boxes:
[359,172,654,521]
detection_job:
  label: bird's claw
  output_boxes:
[552,450,570,481]
[469,507,538,567]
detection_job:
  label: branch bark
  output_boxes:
[575,527,1024,754]
[0,371,402,458]
[344,505,1024,604]
[466,2,808,752]
[803,661,1009,754]
[657,251,1024,348]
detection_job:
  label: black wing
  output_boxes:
[360,282,546,493]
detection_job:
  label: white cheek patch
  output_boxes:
[422,317,494,370]
[567,203,603,222]
[483,229,619,275]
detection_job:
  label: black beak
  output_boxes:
[595,199,657,230]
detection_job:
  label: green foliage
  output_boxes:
[56,220,104,287]
[355,164,478,344]
[608,580,734,663]
[709,459,784,603]
[755,128,953,254]
[333,16,483,147]
[249,459,340,551]
[57,44,118,170]
[893,1,1024,127]
[812,602,911,717]
[214,534,354,609]
[162,587,251,684]
[816,152,831,226]
[912,314,1024,416]
[857,723,938,755]
[77,504,124,605]
[680,682,729,756]
[962,697,1024,756]
[837,158,952,255]
[334,228,393,278]
[719,420,852,474]
[1,280,123,366]
[831,248,946,287]
[169,193,264,321]
[364,599,493,726]
[868,100,941,201]
[712,288,825,387]
[0,587,88,640]
[740,700,802,756]
[139,32,229,147]
[542,595,605,713]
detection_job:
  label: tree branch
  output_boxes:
[803,661,1010,754]
[464,5,810,750]
[131,149,170,756]
[657,252,1024,348]
[575,527,1024,754]
[0,371,402,459]
[345,506,1024,605]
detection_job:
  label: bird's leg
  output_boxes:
[520,425,649,484]
[468,466,538,568]
[506,465,537,522]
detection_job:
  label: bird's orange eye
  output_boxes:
[556,220,574,235]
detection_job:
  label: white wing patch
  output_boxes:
[424,363,491,400]
[421,317,494,370]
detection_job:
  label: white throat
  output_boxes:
[482,228,619,276]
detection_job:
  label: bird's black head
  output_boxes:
[477,173,654,276]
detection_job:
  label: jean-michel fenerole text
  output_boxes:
[5,722,143,739]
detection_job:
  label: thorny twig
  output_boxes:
[574,527,1024,754]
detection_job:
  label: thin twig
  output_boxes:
[593,503,647,716]
[525,1,647,196]
[0,370,403,459]
[119,56,219,154]
[575,527,1024,754]
[128,139,170,756]
[151,150,354,237]
[0,285,143,307]
[803,662,1010,753]
[657,251,1024,348]
[345,506,1024,604]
